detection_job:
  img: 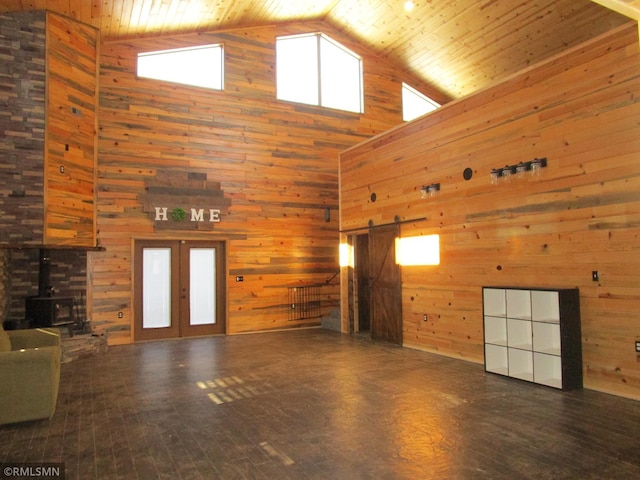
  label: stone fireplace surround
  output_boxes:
[0,248,87,330]
[0,248,109,363]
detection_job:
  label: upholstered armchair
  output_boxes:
[0,325,61,425]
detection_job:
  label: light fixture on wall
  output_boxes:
[490,157,547,184]
[420,182,440,199]
[490,168,500,185]
[395,235,440,266]
[339,243,354,268]
[501,165,513,182]
[530,157,545,175]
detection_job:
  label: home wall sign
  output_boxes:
[153,206,221,223]
[141,170,231,231]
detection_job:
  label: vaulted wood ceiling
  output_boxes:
[1,1,637,100]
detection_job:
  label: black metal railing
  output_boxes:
[288,285,321,321]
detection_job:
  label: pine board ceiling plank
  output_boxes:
[0,0,633,101]
[591,0,640,19]
[125,0,144,36]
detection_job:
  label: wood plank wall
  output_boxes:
[93,21,414,343]
[339,23,640,400]
[44,12,98,247]
[0,11,97,248]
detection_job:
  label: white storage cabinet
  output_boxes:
[482,287,582,390]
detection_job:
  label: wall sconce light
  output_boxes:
[490,168,500,185]
[490,157,547,184]
[395,235,440,266]
[339,243,354,268]
[420,183,440,199]
[501,165,513,182]
[530,157,545,175]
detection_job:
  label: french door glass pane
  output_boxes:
[190,248,216,325]
[142,248,172,329]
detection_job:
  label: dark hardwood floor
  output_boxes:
[1,329,639,479]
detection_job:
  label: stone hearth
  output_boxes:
[61,333,108,364]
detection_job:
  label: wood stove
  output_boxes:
[25,296,75,328]
[23,249,76,332]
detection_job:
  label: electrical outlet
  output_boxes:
[635,341,640,353]
[592,271,599,282]
[118,312,123,319]
[423,314,428,321]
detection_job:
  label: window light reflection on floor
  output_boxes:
[197,376,273,405]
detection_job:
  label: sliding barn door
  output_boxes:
[356,233,371,332]
[134,240,226,341]
[369,225,402,345]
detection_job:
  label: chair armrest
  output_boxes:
[0,345,61,424]
[0,345,60,366]
[0,346,61,390]
[8,328,61,350]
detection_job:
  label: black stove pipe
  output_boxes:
[38,248,52,297]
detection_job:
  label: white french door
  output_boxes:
[134,240,226,340]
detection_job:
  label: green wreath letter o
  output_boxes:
[172,207,187,221]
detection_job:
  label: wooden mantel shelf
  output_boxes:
[0,244,106,251]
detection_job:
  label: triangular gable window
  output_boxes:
[137,44,224,90]
[402,82,439,121]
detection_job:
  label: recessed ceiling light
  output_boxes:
[404,1,415,12]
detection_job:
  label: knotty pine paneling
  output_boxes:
[93,21,406,343]
[0,11,97,248]
[340,23,640,400]
[45,12,98,247]
[0,1,626,104]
